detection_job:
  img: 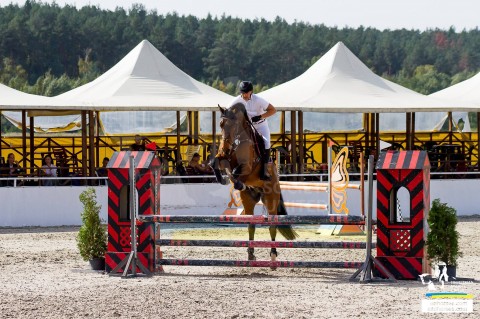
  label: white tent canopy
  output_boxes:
[431,72,480,103]
[428,71,480,133]
[0,83,63,109]
[259,42,468,132]
[56,39,233,111]
[0,84,81,132]
[259,42,475,113]
[54,39,233,134]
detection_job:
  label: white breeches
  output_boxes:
[253,122,270,149]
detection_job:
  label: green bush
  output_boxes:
[77,188,107,261]
[426,199,462,266]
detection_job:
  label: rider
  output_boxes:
[229,80,277,181]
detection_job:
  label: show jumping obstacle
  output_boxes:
[139,214,368,271]
[106,150,430,281]
[106,151,381,280]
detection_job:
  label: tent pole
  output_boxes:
[211,111,217,157]
[187,111,193,145]
[29,116,34,175]
[477,112,480,168]
[176,111,181,162]
[95,111,100,171]
[298,111,304,177]
[81,111,88,184]
[88,111,95,180]
[281,111,286,149]
[290,111,297,178]
[193,111,199,145]
[364,113,370,151]
[410,112,415,150]
[406,113,411,150]
[448,112,453,144]
[368,113,377,155]
[375,113,380,157]
[22,111,27,168]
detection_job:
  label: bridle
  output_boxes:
[214,104,265,187]
[219,115,248,159]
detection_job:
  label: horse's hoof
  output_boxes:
[270,252,277,270]
[234,180,246,191]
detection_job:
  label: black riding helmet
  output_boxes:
[239,81,253,93]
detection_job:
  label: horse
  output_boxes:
[211,102,298,265]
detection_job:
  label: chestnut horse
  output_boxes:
[212,103,298,264]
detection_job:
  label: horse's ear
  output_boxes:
[218,104,226,115]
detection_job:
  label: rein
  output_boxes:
[221,114,262,161]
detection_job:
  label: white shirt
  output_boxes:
[42,164,57,177]
[229,94,271,148]
[229,94,270,123]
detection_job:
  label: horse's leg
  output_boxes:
[261,191,280,270]
[269,225,278,270]
[248,224,256,261]
[241,189,258,261]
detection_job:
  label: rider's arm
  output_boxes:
[260,104,277,120]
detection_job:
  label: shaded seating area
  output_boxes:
[1,40,480,185]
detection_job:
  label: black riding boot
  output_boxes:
[260,149,272,181]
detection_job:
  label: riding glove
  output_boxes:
[251,115,262,123]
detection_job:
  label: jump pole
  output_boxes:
[279,181,360,190]
[158,259,363,269]
[138,214,367,225]
[157,239,375,249]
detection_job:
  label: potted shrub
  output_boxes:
[426,199,462,278]
[77,187,107,270]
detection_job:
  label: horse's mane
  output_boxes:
[226,102,252,126]
[225,102,265,157]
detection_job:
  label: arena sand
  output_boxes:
[0,217,478,318]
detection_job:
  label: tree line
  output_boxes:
[1,1,480,132]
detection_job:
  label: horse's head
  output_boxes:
[211,103,251,185]
[217,103,250,158]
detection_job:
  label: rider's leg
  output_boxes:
[255,125,272,181]
[260,148,272,181]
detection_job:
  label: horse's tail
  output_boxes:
[277,192,299,240]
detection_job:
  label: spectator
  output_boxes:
[130,135,146,151]
[159,152,170,176]
[205,145,215,166]
[174,156,188,183]
[1,153,23,187]
[41,154,57,186]
[96,157,109,185]
[55,155,70,186]
[188,153,213,175]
